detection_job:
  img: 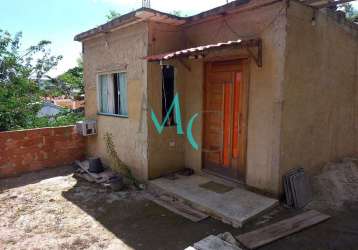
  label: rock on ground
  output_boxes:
[186,232,242,250]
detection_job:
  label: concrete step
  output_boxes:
[149,174,278,228]
[148,193,209,222]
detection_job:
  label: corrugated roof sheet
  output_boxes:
[144,39,261,62]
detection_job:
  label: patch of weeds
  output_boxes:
[13,206,27,219]
[104,132,141,189]
[5,239,16,245]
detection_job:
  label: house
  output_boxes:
[37,102,63,118]
[75,0,358,196]
[53,98,85,111]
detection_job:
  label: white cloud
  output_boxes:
[151,0,232,14]
[50,0,232,77]
[93,0,233,15]
[352,1,358,8]
[47,42,82,77]
[93,0,358,16]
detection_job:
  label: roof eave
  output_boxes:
[74,8,185,42]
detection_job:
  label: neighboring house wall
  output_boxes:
[37,103,62,117]
[53,99,85,110]
[54,99,74,109]
[280,2,358,182]
[147,0,287,194]
[83,22,149,180]
[0,126,85,178]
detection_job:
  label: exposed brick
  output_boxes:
[0,126,85,178]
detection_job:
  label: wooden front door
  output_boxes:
[203,60,248,181]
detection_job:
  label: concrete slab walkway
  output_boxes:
[150,175,278,228]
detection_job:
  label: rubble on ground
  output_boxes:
[308,157,358,210]
[75,159,126,191]
[186,232,242,250]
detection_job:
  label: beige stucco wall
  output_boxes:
[280,2,358,182]
[147,0,287,194]
[186,1,287,195]
[83,22,149,180]
[81,0,358,196]
[146,22,187,178]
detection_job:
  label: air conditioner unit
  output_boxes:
[76,120,97,136]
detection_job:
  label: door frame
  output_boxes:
[201,58,250,182]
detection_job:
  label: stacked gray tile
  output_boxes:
[283,168,313,209]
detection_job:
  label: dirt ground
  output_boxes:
[1,166,358,250]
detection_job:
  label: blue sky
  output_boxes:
[1,0,357,77]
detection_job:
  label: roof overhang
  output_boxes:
[144,38,263,67]
[74,0,260,42]
[74,8,185,42]
[75,0,358,42]
[298,0,357,8]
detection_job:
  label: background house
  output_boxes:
[37,102,64,118]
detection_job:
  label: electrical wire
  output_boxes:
[223,5,287,39]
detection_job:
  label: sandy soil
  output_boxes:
[0,167,138,250]
[0,166,235,250]
[1,165,358,250]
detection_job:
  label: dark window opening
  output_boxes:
[113,73,119,115]
[162,65,175,127]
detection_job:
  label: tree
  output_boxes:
[106,10,121,21]
[39,57,84,98]
[0,30,62,131]
[170,10,188,17]
[57,59,84,97]
[341,3,358,21]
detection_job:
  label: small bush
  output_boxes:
[21,109,84,130]
[104,132,139,188]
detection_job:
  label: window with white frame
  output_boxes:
[98,72,128,116]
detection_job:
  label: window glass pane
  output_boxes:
[98,72,127,116]
[118,73,128,116]
[113,74,119,115]
[107,75,115,113]
[99,74,109,113]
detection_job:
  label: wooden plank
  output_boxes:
[148,195,209,222]
[203,69,225,165]
[223,82,231,166]
[232,72,241,159]
[236,210,330,249]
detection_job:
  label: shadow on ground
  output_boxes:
[2,166,358,250]
[62,178,238,250]
[62,177,358,250]
[0,165,74,191]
